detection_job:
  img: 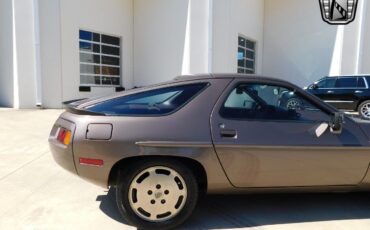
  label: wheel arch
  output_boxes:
[108,155,208,193]
[356,99,370,111]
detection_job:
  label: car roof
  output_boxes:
[325,75,370,78]
[68,73,339,115]
[72,73,298,110]
[174,73,293,85]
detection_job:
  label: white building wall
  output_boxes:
[212,0,264,74]
[263,0,369,87]
[360,1,370,74]
[133,0,190,87]
[12,0,38,108]
[263,0,338,87]
[39,0,63,108]
[341,0,368,75]
[59,0,133,103]
[0,0,14,107]
[4,0,369,109]
[181,0,212,75]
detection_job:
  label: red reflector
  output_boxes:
[79,158,104,166]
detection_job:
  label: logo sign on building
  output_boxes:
[319,0,359,25]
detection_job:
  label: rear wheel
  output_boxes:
[358,100,370,120]
[116,159,198,230]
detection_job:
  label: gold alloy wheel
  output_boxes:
[128,166,188,222]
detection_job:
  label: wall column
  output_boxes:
[181,0,213,75]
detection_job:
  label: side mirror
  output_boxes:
[310,122,329,138]
[329,112,344,134]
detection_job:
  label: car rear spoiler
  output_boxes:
[63,98,88,107]
[63,98,105,116]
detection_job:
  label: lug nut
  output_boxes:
[156,184,161,189]
[161,199,166,204]
[164,190,169,195]
[148,190,153,195]
[151,200,155,204]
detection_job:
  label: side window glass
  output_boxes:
[220,83,327,121]
[224,89,254,108]
[317,78,337,89]
[316,78,336,88]
[358,78,366,88]
[326,78,336,88]
[316,79,327,88]
[336,78,357,88]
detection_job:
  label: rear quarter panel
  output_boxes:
[67,79,233,191]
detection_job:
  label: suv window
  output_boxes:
[317,78,336,88]
[335,78,357,88]
[357,77,366,88]
[221,83,327,121]
[86,83,208,115]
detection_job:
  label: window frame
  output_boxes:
[84,82,211,117]
[79,29,122,87]
[237,35,257,74]
[219,81,330,123]
[316,77,368,89]
[358,77,367,88]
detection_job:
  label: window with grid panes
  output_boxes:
[79,30,121,86]
[237,36,256,74]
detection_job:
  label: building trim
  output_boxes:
[207,0,213,73]
[356,0,367,74]
[11,0,19,108]
[33,0,42,106]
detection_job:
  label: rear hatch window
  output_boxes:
[84,83,208,116]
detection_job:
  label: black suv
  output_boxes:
[282,75,370,120]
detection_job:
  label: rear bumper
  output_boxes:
[48,116,77,175]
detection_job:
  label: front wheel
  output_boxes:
[358,100,370,120]
[116,159,198,230]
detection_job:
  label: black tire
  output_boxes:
[358,100,370,120]
[115,159,199,230]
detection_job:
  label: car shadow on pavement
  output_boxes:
[96,188,130,225]
[98,188,370,229]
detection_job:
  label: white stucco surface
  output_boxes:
[212,0,264,74]
[0,0,14,107]
[59,0,134,103]
[1,0,369,108]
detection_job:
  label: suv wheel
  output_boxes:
[116,159,198,230]
[286,98,302,110]
[359,100,370,120]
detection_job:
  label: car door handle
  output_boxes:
[355,90,363,94]
[327,90,334,93]
[220,129,237,138]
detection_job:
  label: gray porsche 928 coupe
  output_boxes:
[49,74,370,230]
